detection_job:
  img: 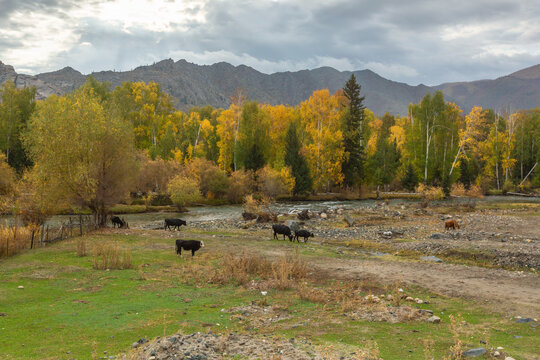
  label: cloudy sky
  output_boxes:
[1,0,539,85]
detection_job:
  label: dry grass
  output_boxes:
[211,251,306,289]
[0,224,33,257]
[76,238,87,257]
[92,242,132,270]
[451,183,484,198]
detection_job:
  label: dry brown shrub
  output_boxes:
[446,315,464,359]
[451,183,484,198]
[211,251,306,289]
[0,224,33,257]
[227,170,255,203]
[92,242,132,270]
[76,238,87,257]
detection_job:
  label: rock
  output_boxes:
[297,210,310,220]
[429,233,444,239]
[242,212,257,221]
[463,348,486,357]
[320,212,328,219]
[285,220,300,232]
[419,309,433,316]
[405,296,414,301]
[427,316,441,324]
[515,317,534,323]
[493,351,500,356]
[420,255,443,263]
[344,215,354,227]
[0,313,6,317]
[131,342,140,348]
[415,299,424,304]
[505,357,515,360]
[17,285,24,289]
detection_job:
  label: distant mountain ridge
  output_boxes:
[1,59,540,115]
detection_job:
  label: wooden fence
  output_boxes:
[0,215,97,258]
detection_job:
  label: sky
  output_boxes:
[0,0,539,85]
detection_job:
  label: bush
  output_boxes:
[167,175,202,210]
[451,183,484,198]
[502,180,515,194]
[416,184,445,201]
[148,193,173,206]
[227,170,255,203]
[256,166,293,199]
[135,152,182,195]
[184,158,230,199]
[76,238,87,257]
[92,242,132,270]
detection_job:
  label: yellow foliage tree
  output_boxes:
[300,89,345,191]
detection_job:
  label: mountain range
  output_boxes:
[1,59,540,115]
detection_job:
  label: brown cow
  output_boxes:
[445,219,460,230]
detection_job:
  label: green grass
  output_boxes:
[0,231,538,359]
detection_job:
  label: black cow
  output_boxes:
[294,229,314,242]
[165,218,187,231]
[272,224,293,241]
[175,240,204,257]
[111,216,125,228]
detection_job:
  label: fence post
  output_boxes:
[69,217,73,237]
[30,230,35,249]
[46,225,49,243]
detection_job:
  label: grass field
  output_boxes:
[0,230,538,359]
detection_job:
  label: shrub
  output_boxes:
[135,152,182,195]
[148,193,173,206]
[92,242,132,270]
[227,170,255,203]
[416,184,445,201]
[256,166,292,199]
[76,238,87,257]
[502,180,515,194]
[0,224,32,258]
[167,175,202,210]
[451,183,484,198]
[184,158,230,199]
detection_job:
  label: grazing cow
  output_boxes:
[294,229,314,242]
[175,240,204,257]
[272,224,293,241]
[111,216,125,228]
[165,218,187,231]
[445,219,460,230]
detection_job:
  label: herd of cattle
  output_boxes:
[110,216,314,257]
[111,215,460,258]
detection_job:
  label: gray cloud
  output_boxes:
[1,0,539,85]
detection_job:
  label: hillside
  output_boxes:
[2,59,540,114]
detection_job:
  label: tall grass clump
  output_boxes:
[92,242,132,270]
[76,238,87,257]
[0,224,33,257]
[212,251,306,289]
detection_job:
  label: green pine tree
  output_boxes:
[284,122,312,196]
[402,163,419,191]
[342,74,366,187]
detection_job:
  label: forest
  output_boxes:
[0,74,539,225]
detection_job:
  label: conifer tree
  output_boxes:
[284,122,312,195]
[342,74,366,187]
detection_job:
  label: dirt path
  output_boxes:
[311,255,540,318]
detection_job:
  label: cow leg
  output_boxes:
[191,249,195,257]
[273,232,277,240]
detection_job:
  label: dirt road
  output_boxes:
[311,255,540,318]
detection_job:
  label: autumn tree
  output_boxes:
[24,80,137,226]
[342,74,366,187]
[0,81,36,171]
[284,121,312,196]
[300,89,345,191]
[236,101,269,171]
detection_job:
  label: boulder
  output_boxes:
[463,348,486,357]
[297,209,310,220]
[427,315,441,324]
[344,215,354,227]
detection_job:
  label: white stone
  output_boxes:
[505,357,516,360]
[493,351,500,357]
[17,286,24,289]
